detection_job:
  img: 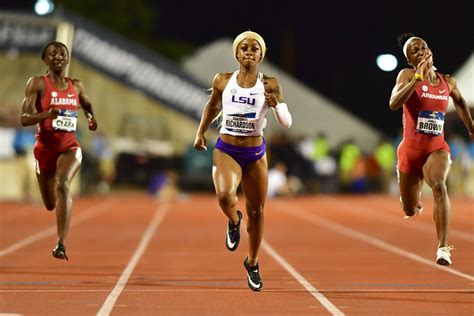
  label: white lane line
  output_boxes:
[96,203,169,316]
[0,199,118,257]
[0,289,472,293]
[275,202,474,281]
[241,218,345,316]
[323,197,474,242]
[262,240,345,316]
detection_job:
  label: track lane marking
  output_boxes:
[275,202,474,281]
[96,203,169,316]
[263,240,345,316]
[322,197,473,242]
[0,199,118,257]
[1,289,472,293]
[242,219,345,316]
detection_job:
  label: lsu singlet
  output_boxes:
[220,71,269,136]
[402,71,450,150]
[35,75,81,151]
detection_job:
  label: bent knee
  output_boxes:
[246,206,264,220]
[55,177,71,193]
[430,181,447,196]
[216,191,236,208]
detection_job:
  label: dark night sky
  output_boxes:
[4,0,473,137]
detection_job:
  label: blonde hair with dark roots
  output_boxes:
[211,31,267,129]
[232,31,266,62]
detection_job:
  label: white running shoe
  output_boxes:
[436,246,454,266]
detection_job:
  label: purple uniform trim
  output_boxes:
[215,137,266,168]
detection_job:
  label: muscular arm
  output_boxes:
[389,54,432,111]
[20,77,54,126]
[389,69,420,111]
[73,78,97,130]
[446,75,474,136]
[193,73,229,151]
[195,73,227,136]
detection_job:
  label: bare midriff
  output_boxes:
[220,134,263,147]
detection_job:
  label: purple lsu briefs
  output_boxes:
[215,137,266,168]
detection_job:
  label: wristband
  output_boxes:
[86,113,94,120]
[414,73,423,81]
[273,103,292,128]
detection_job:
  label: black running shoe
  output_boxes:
[52,243,69,261]
[243,256,263,291]
[225,210,242,251]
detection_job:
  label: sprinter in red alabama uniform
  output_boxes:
[20,41,98,261]
[389,33,474,266]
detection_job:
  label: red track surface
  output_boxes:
[1,192,473,315]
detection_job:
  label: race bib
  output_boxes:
[224,113,257,133]
[52,109,78,132]
[416,111,444,136]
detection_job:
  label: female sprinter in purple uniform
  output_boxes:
[194,31,292,291]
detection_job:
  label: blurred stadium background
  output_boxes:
[0,2,473,202]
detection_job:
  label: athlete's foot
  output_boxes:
[436,245,454,266]
[52,242,69,261]
[243,256,263,291]
[225,210,242,251]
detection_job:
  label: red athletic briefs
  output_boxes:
[397,139,450,174]
[33,141,81,174]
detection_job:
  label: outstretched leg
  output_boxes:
[241,155,267,292]
[241,155,267,265]
[212,149,243,251]
[422,150,451,248]
[36,171,57,211]
[212,149,242,224]
[398,169,424,217]
[53,147,81,258]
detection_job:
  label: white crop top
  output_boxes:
[220,71,269,136]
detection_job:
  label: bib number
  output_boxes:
[416,111,444,136]
[224,113,257,133]
[52,109,78,132]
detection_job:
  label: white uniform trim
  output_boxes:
[403,37,420,58]
[75,147,83,164]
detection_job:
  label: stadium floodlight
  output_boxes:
[34,0,55,16]
[376,54,398,72]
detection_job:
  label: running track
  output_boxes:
[0,192,473,315]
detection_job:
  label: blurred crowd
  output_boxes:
[263,130,474,198]
[262,132,474,197]
[1,108,474,201]
[0,109,116,201]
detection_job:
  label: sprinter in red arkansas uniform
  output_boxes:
[20,41,98,261]
[389,33,474,266]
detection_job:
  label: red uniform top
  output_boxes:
[402,72,450,150]
[35,75,81,151]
